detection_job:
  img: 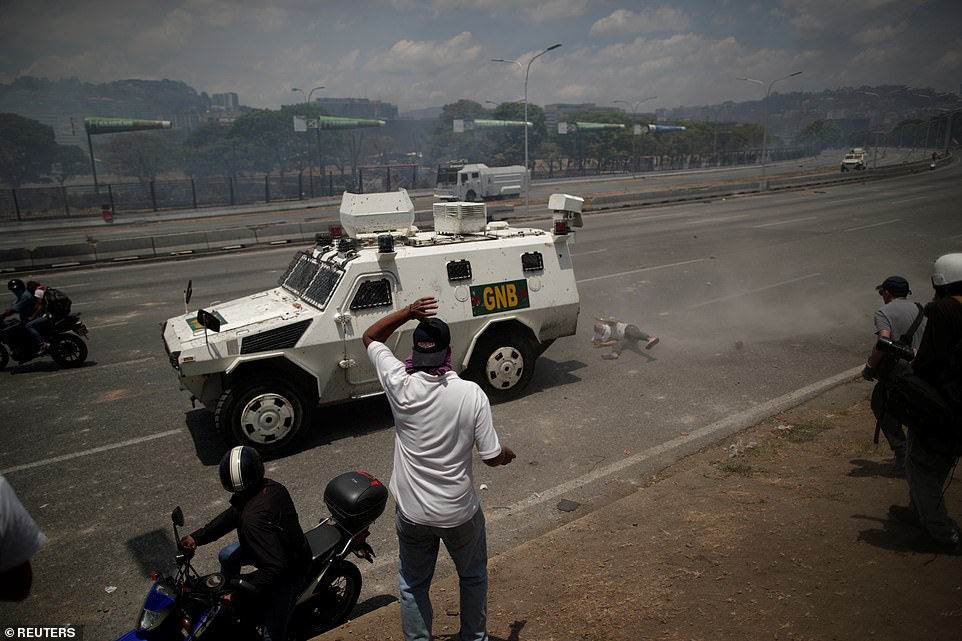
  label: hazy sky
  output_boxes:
[1,0,959,113]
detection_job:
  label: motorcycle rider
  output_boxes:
[1,279,45,353]
[180,446,310,641]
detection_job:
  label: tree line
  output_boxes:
[2,99,954,189]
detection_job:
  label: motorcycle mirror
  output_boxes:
[171,506,185,527]
[184,280,193,307]
[196,309,221,333]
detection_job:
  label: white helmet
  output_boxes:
[932,253,962,287]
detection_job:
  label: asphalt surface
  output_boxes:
[0,152,957,639]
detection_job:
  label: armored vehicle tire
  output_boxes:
[293,560,362,637]
[50,334,87,368]
[468,331,537,402]
[215,377,315,454]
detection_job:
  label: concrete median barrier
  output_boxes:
[252,223,307,246]
[30,243,98,268]
[205,228,257,250]
[153,231,211,255]
[0,248,33,272]
[93,237,157,262]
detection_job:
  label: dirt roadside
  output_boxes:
[313,378,962,641]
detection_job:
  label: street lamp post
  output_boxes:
[613,97,657,176]
[491,43,562,215]
[737,71,802,189]
[709,105,731,168]
[859,91,881,169]
[292,85,325,197]
[913,93,935,156]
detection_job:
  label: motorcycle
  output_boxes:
[0,313,89,370]
[115,471,388,641]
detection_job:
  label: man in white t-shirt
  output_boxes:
[363,296,515,641]
[0,475,47,601]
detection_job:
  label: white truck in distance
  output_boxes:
[434,163,529,202]
[840,147,867,172]
[162,189,583,453]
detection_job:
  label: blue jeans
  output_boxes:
[396,507,488,641]
[218,542,302,641]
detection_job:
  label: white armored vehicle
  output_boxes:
[434,163,529,202]
[162,189,582,453]
[840,147,867,172]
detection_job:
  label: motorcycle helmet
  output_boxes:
[218,446,264,493]
[932,253,962,288]
[7,278,25,294]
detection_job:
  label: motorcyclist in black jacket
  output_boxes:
[181,446,310,641]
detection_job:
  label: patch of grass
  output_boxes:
[753,438,785,458]
[718,460,754,476]
[782,418,832,443]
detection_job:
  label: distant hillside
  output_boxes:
[400,105,443,120]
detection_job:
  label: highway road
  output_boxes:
[0,158,958,638]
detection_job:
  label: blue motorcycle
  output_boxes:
[115,471,388,641]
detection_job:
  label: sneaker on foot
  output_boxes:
[38,342,49,355]
[645,337,660,350]
[602,353,620,360]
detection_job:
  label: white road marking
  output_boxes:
[891,196,927,205]
[684,214,749,225]
[0,429,182,475]
[93,321,130,329]
[688,273,822,309]
[753,216,817,228]
[576,258,706,285]
[572,248,609,257]
[843,219,901,232]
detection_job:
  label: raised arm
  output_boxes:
[363,297,438,347]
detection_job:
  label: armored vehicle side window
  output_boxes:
[447,260,472,281]
[521,251,544,272]
[279,250,342,310]
[350,279,392,310]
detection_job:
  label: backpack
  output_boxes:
[43,287,72,318]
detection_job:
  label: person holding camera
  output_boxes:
[862,276,926,471]
[889,254,962,552]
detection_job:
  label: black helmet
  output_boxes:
[7,279,25,293]
[218,446,264,493]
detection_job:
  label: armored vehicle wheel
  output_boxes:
[0,344,8,370]
[50,334,87,368]
[215,377,315,454]
[293,560,362,638]
[468,331,536,402]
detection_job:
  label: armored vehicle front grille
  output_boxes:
[241,319,312,354]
